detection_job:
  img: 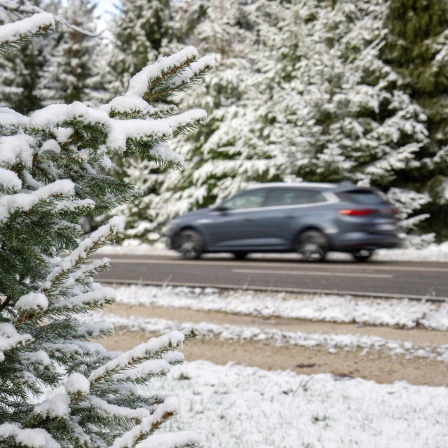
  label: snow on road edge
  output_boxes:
[114,285,448,331]
[85,312,448,363]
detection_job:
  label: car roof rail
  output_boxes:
[338,180,355,187]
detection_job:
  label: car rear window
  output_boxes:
[339,189,388,205]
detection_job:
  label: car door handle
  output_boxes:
[284,215,295,219]
[243,217,257,221]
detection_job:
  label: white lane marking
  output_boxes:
[97,278,447,301]
[101,257,448,273]
[232,269,393,279]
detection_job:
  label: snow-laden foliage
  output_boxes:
[108,0,173,96]
[105,0,179,241]
[0,0,107,114]
[146,0,431,243]
[0,8,211,448]
[0,2,53,114]
[151,0,265,229]
[38,0,109,106]
[253,1,428,185]
[382,0,448,241]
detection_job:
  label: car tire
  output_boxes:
[233,252,248,260]
[352,249,374,262]
[174,229,204,260]
[296,230,328,262]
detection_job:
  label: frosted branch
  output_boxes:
[89,331,185,384]
[110,397,178,448]
[0,1,99,37]
[0,423,61,448]
[0,12,53,53]
[43,217,124,294]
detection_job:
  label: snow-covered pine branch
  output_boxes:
[0,7,211,447]
[0,0,99,37]
[126,47,214,102]
[0,12,54,54]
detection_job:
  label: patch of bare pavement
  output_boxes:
[101,304,448,388]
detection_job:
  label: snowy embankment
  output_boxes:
[86,311,448,363]
[149,361,448,448]
[93,284,448,447]
[98,239,448,262]
[114,285,448,331]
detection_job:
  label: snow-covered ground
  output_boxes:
[96,281,448,446]
[89,311,448,362]
[114,285,448,330]
[94,283,448,447]
[98,239,448,261]
[149,361,448,448]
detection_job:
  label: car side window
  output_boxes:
[222,190,266,210]
[265,189,327,207]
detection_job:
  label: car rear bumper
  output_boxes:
[330,232,401,252]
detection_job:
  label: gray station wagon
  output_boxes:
[167,182,401,262]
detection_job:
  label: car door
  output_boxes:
[202,189,270,249]
[260,188,329,246]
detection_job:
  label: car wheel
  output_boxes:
[233,252,248,260]
[175,229,204,260]
[296,230,328,262]
[352,249,374,262]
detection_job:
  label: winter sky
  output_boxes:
[96,0,116,15]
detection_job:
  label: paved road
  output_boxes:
[96,254,448,301]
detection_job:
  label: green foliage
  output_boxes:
[0,8,210,447]
[382,0,448,240]
[148,0,431,246]
[109,0,174,95]
[39,0,109,106]
[0,1,55,114]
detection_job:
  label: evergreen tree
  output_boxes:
[0,5,212,447]
[152,0,265,227]
[38,0,108,106]
[0,0,50,114]
[255,0,428,186]
[109,0,173,95]
[154,0,430,239]
[105,0,178,241]
[382,0,448,240]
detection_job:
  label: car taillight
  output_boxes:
[339,209,376,216]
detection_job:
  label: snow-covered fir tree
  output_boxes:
[153,0,430,240]
[254,1,428,185]
[382,0,448,240]
[0,0,51,114]
[106,0,178,241]
[151,0,266,229]
[0,4,212,447]
[109,0,173,96]
[38,0,108,106]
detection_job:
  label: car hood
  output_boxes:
[179,207,212,220]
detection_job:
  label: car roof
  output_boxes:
[245,182,372,193]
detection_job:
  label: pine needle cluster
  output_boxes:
[0,9,211,448]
